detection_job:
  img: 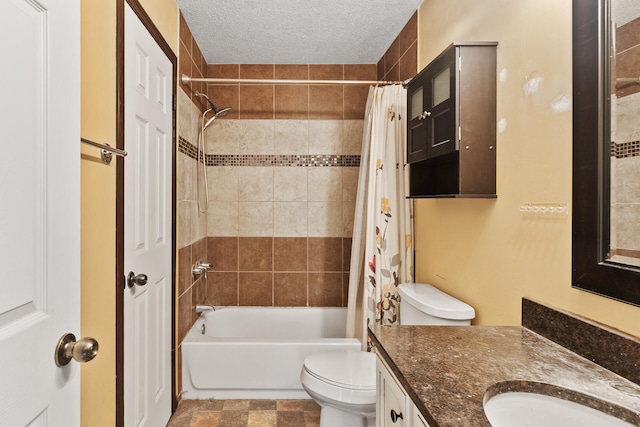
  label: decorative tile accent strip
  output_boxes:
[178,136,202,160]
[522,298,640,386]
[207,154,360,167]
[178,136,360,167]
[611,140,640,158]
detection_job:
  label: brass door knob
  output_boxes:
[55,333,99,366]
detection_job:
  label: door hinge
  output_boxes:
[459,126,462,141]
[173,94,177,111]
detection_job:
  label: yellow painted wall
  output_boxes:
[80,1,177,425]
[415,0,640,337]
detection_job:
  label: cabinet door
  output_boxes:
[426,47,457,159]
[407,75,428,163]
[412,403,431,427]
[377,357,408,427]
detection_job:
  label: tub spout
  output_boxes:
[195,304,215,313]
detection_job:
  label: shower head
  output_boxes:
[195,92,217,113]
[214,107,233,118]
[202,106,234,130]
[196,92,233,130]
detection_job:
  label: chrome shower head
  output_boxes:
[202,106,233,130]
[214,107,233,118]
[195,92,233,118]
[195,92,217,113]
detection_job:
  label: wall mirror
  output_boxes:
[573,0,640,305]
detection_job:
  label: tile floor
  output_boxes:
[167,399,321,427]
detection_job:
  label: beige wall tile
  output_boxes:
[342,200,356,238]
[614,157,640,203]
[239,167,274,201]
[274,168,307,201]
[342,167,359,202]
[192,204,208,243]
[178,201,192,249]
[343,120,365,155]
[308,120,343,154]
[178,88,193,143]
[308,201,342,237]
[615,203,640,251]
[274,120,309,154]
[177,152,195,202]
[207,166,239,201]
[190,100,201,148]
[308,168,342,202]
[207,201,238,237]
[205,119,240,154]
[274,202,308,237]
[239,120,275,155]
[239,202,274,236]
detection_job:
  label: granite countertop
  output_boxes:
[369,325,640,427]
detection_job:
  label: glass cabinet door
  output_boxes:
[426,48,457,159]
[407,76,428,163]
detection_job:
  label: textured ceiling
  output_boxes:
[175,0,424,64]
[613,0,640,26]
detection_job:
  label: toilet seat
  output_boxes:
[301,350,376,407]
[303,350,376,391]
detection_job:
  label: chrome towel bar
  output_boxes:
[81,137,127,165]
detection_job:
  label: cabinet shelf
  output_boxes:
[406,42,497,198]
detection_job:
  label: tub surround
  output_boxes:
[369,300,640,426]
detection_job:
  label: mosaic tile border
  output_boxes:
[611,140,640,158]
[179,136,360,167]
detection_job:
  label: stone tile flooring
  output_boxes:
[167,399,321,427]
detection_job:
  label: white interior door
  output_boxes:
[123,3,173,427]
[0,0,80,425]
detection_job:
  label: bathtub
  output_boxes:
[181,306,361,399]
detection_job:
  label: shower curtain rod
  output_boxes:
[181,74,410,87]
[616,77,640,85]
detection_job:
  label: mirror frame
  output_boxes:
[572,0,640,306]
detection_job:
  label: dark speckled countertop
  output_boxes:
[369,325,640,426]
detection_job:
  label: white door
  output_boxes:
[0,0,81,425]
[123,3,173,427]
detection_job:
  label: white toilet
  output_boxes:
[300,283,475,427]
[397,282,475,326]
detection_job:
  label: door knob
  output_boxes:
[127,271,148,288]
[55,333,99,366]
[418,110,432,120]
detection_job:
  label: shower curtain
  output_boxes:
[346,84,414,350]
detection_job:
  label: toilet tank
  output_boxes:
[397,283,475,325]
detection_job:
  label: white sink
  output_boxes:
[484,392,635,427]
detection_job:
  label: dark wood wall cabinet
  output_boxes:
[407,42,497,198]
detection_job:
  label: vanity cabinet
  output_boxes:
[406,42,497,198]
[376,354,430,427]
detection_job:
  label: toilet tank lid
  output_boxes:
[398,283,475,320]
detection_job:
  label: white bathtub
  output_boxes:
[181,306,361,399]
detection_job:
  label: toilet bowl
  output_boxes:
[301,283,475,426]
[300,350,376,427]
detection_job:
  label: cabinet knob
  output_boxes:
[390,409,404,423]
[418,111,431,120]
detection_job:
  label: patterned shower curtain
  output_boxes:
[346,84,414,350]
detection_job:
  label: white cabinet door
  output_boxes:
[412,403,430,427]
[376,356,409,427]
